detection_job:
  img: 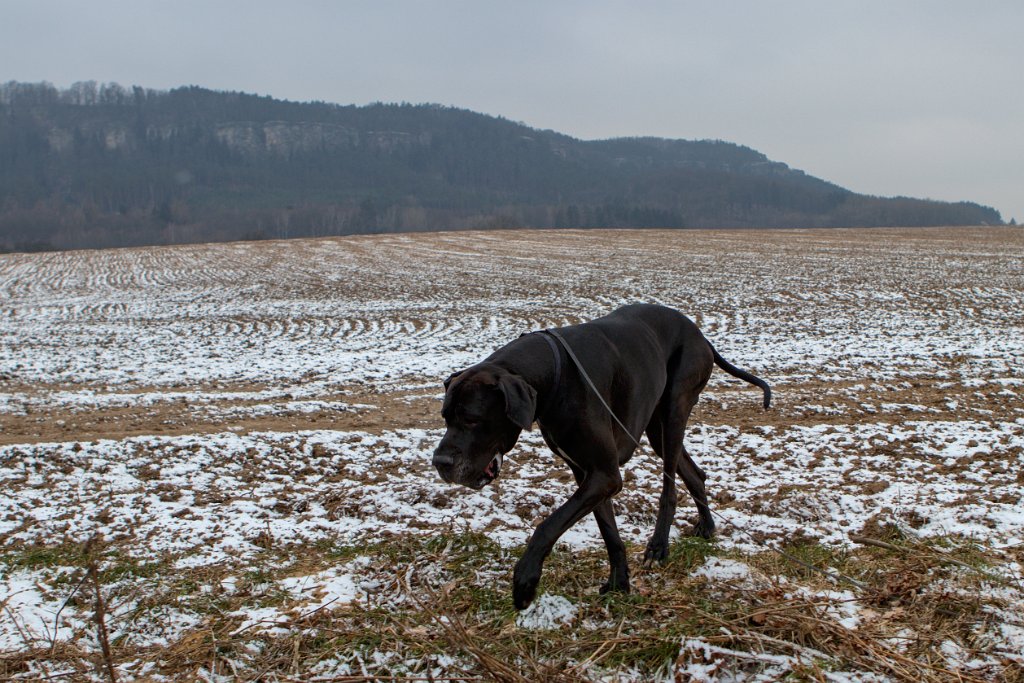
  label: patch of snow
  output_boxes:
[230,606,292,637]
[279,557,375,610]
[516,593,577,630]
[0,572,68,650]
[690,557,759,588]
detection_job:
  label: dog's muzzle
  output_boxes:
[432,452,455,466]
[432,450,457,482]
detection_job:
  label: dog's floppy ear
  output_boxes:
[441,369,465,414]
[443,369,464,391]
[498,372,537,430]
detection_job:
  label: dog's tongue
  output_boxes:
[485,454,502,478]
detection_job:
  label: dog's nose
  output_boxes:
[432,451,455,467]
[432,449,457,483]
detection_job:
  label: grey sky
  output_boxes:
[3,1,1022,222]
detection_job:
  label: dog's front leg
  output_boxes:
[513,470,622,609]
[567,463,629,595]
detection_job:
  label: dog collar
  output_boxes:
[535,330,562,421]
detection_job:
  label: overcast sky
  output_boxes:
[3,1,1022,222]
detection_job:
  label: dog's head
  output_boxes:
[432,364,537,489]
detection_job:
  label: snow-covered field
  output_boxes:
[1,227,1022,680]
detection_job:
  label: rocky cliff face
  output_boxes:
[214,121,361,155]
[42,119,433,157]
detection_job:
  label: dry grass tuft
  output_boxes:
[3,511,1023,681]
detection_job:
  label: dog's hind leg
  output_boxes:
[643,416,676,566]
[676,444,714,540]
[644,378,712,565]
[644,404,705,565]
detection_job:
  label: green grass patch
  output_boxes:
[665,535,715,571]
[0,542,89,573]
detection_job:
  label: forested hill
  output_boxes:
[0,81,1003,251]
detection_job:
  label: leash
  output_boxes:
[538,327,866,591]
[542,329,645,448]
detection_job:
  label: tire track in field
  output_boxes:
[0,228,1021,392]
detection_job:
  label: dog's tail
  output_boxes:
[708,343,772,409]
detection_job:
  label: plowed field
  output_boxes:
[1,227,1022,681]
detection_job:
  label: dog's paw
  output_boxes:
[513,576,539,610]
[600,560,630,594]
[512,565,541,610]
[599,576,630,595]
[690,516,715,540]
[643,540,669,568]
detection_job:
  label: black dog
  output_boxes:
[432,303,770,609]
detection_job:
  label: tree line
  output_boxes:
[0,81,1003,252]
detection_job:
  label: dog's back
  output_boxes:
[554,303,714,389]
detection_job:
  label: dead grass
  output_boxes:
[4,527,1020,681]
